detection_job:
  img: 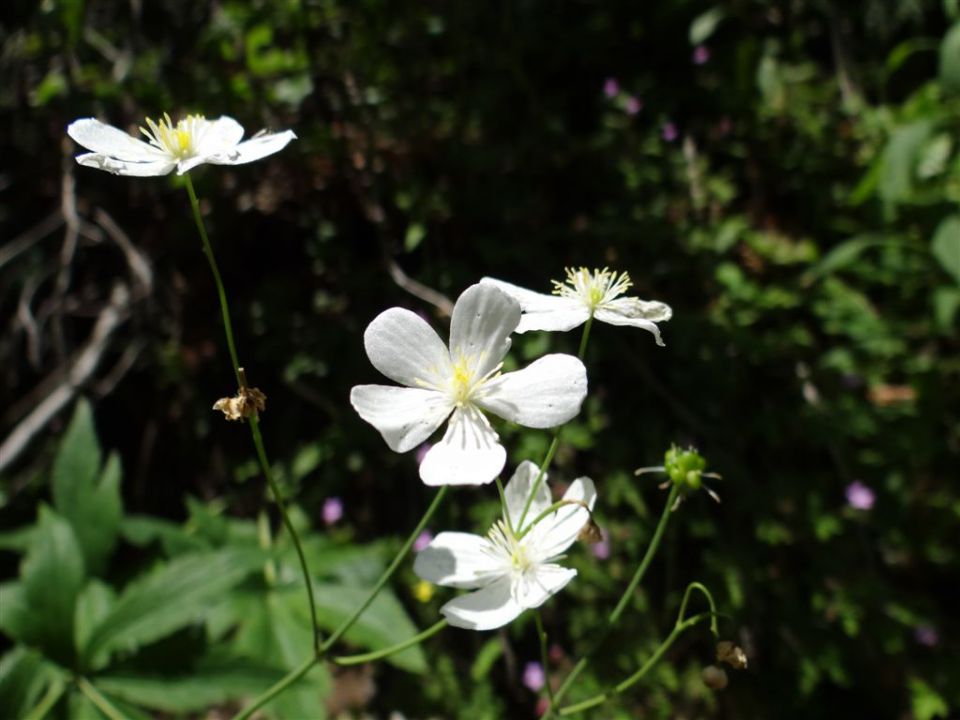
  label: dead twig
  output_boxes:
[387,258,454,317]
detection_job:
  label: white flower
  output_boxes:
[414,460,596,630]
[350,284,587,486]
[481,267,673,345]
[66,113,296,176]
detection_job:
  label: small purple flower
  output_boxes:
[662,122,678,142]
[603,77,620,98]
[845,481,875,511]
[624,96,643,116]
[693,45,711,65]
[413,529,434,552]
[915,625,939,647]
[591,529,611,560]
[322,497,344,525]
[522,661,545,692]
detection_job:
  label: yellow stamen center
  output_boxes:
[140,112,205,159]
[552,266,633,312]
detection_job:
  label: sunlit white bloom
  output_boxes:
[350,284,587,486]
[66,113,296,176]
[414,461,596,630]
[481,267,672,345]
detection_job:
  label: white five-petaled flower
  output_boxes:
[350,284,587,486]
[481,267,673,346]
[66,113,296,176]
[414,460,596,630]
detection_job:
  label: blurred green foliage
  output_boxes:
[2,0,958,718]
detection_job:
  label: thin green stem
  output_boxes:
[334,619,448,666]
[231,655,319,720]
[557,612,714,716]
[545,483,681,716]
[535,610,556,706]
[678,581,719,639]
[183,174,320,656]
[183,174,241,386]
[318,485,450,654]
[495,477,513,534]
[76,678,127,720]
[517,498,591,541]
[23,677,65,720]
[517,318,594,531]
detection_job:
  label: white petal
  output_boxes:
[350,385,451,453]
[204,130,297,167]
[503,460,551,532]
[199,116,245,152]
[440,576,524,631]
[448,284,520,377]
[594,298,673,346]
[419,407,505,486]
[480,278,590,334]
[413,532,502,589]
[363,308,451,388]
[67,118,166,162]
[536,477,597,559]
[75,153,177,177]
[477,354,587,429]
[511,564,577,609]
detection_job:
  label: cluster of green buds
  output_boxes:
[636,445,721,508]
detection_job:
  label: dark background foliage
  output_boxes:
[2,0,958,718]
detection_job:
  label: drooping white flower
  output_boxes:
[350,284,587,486]
[481,267,672,345]
[414,460,596,630]
[66,113,296,176]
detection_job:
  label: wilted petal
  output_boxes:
[67,118,166,162]
[75,153,176,177]
[419,407,505,486]
[413,532,501,589]
[595,297,672,346]
[536,477,596,559]
[350,385,451,453]
[448,284,520,377]
[512,564,577,609]
[478,354,587,429]
[441,576,524,630]
[205,130,297,167]
[363,308,451,388]
[481,278,589,334]
[503,460,552,532]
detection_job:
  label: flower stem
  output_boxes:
[318,485,450,654]
[557,611,715,716]
[334,619,448,665]
[535,610,556,706]
[516,318,594,530]
[183,174,321,656]
[544,483,681,716]
[231,655,319,720]
[76,678,128,720]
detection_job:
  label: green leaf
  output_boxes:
[470,638,503,681]
[95,655,285,713]
[74,580,117,671]
[311,583,427,673]
[909,677,949,720]
[51,400,123,575]
[0,525,36,553]
[120,515,209,555]
[0,648,54,719]
[805,236,878,280]
[931,215,960,284]
[404,222,426,252]
[689,7,724,45]
[939,23,960,94]
[83,548,263,663]
[880,121,934,207]
[933,287,960,330]
[20,506,86,663]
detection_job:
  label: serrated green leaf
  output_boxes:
[95,655,285,713]
[83,548,263,663]
[689,7,724,45]
[21,506,85,663]
[931,215,960,284]
[51,400,123,575]
[939,23,960,93]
